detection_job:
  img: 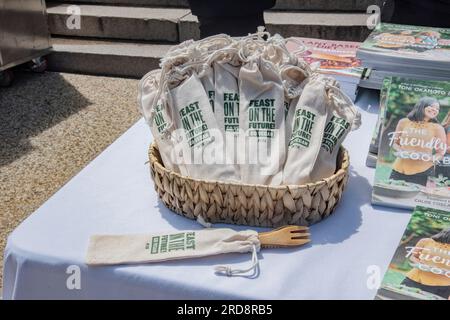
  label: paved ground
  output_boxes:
[0,71,141,291]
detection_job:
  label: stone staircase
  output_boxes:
[46,0,381,78]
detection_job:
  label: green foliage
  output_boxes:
[404,207,449,238]
[374,162,393,183]
[363,23,450,50]
[383,269,406,286]
[386,79,450,123]
[429,174,450,187]
[396,259,412,272]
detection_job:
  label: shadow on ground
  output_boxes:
[0,71,92,166]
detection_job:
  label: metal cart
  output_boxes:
[0,0,52,86]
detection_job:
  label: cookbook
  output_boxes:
[372,77,450,210]
[358,23,450,68]
[286,37,363,78]
[366,77,391,167]
[286,37,363,100]
[376,205,450,300]
[357,23,450,90]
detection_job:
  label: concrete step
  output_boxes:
[180,11,372,42]
[274,0,382,11]
[52,0,383,12]
[53,0,189,8]
[47,3,190,42]
[266,11,371,41]
[47,37,171,77]
[48,3,371,42]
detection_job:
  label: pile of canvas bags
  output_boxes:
[138,31,360,185]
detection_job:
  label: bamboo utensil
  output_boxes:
[258,225,310,248]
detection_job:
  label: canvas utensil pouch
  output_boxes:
[263,34,300,68]
[190,34,234,112]
[239,56,286,185]
[199,65,216,110]
[280,64,310,145]
[138,69,180,173]
[282,75,338,185]
[213,55,241,134]
[196,34,233,59]
[197,49,242,179]
[86,228,260,276]
[169,72,238,181]
[310,86,361,182]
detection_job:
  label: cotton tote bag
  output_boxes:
[280,64,310,147]
[200,65,216,110]
[204,48,243,178]
[169,72,238,182]
[138,69,181,173]
[282,74,337,185]
[310,86,361,182]
[195,34,234,112]
[87,228,260,266]
[239,56,286,185]
[213,54,241,135]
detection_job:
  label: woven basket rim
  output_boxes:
[148,142,350,190]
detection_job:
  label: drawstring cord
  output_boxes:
[137,69,161,120]
[279,64,310,99]
[285,37,308,56]
[214,244,259,277]
[326,84,361,131]
[197,214,259,278]
[143,31,360,155]
[196,213,260,278]
[196,215,212,228]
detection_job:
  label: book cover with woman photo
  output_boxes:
[376,206,449,300]
[372,77,450,210]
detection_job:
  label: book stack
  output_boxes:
[370,77,450,210]
[365,77,391,168]
[357,23,450,90]
[286,37,363,101]
[376,205,449,300]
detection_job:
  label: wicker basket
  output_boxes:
[148,143,350,227]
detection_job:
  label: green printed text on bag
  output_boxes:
[289,108,317,148]
[148,231,196,254]
[321,116,351,153]
[86,229,260,266]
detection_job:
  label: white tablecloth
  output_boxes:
[3,89,413,299]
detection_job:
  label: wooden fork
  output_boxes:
[258,225,310,248]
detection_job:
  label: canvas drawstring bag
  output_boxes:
[164,39,195,58]
[238,53,286,185]
[192,34,234,111]
[212,49,242,135]
[280,63,311,139]
[257,33,311,144]
[191,46,242,179]
[310,85,361,182]
[199,65,216,110]
[154,37,240,181]
[263,33,300,68]
[284,96,298,141]
[196,34,233,54]
[137,69,182,173]
[278,36,314,133]
[86,228,260,277]
[282,74,339,185]
[167,71,238,181]
[268,63,311,184]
